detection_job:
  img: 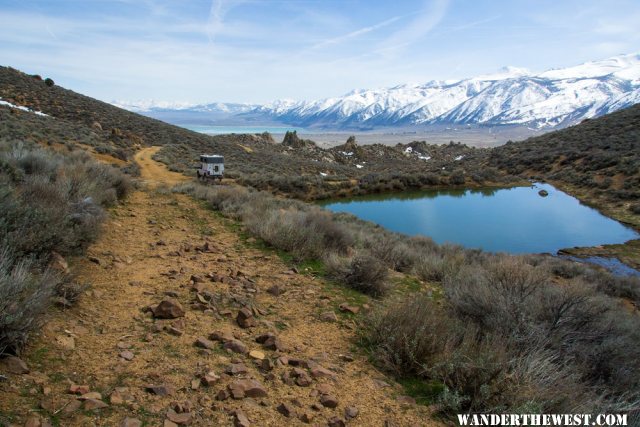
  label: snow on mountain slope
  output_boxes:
[114,53,640,129]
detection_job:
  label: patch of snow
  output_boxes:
[0,99,49,117]
[340,151,354,156]
[404,147,413,153]
[356,164,364,169]
[454,155,464,161]
[320,172,327,177]
[418,155,431,161]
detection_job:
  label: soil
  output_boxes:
[0,147,440,426]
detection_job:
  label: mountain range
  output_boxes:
[113,53,640,130]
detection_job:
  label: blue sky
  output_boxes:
[1,0,639,104]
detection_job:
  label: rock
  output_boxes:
[539,189,549,197]
[338,303,359,314]
[345,406,359,419]
[119,350,134,361]
[146,384,176,396]
[328,416,346,427]
[320,394,339,408]
[233,409,251,427]
[201,371,221,386]
[165,326,183,336]
[166,409,192,425]
[153,299,185,319]
[190,379,200,390]
[236,307,256,328]
[310,366,336,379]
[291,368,313,387]
[299,412,314,423]
[225,363,248,375]
[79,392,102,400]
[316,383,333,395]
[320,311,338,322]
[69,384,90,395]
[209,330,234,342]
[256,333,284,351]
[164,421,178,427]
[266,285,285,296]
[249,350,265,360]
[223,339,248,354]
[121,418,142,427]
[216,388,230,401]
[61,399,82,415]
[110,388,133,405]
[276,402,295,417]
[228,379,268,399]
[261,358,274,371]
[55,335,75,350]
[1,356,30,374]
[83,398,109,410]
[195,337,216,350]
[24,416,43,427]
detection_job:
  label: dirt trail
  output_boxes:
[0,147,438,426]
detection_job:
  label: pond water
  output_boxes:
[319,183,639,254]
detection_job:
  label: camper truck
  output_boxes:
[196,154,224,182]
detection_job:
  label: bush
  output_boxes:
[326,253,389,297]
[0,248,57,355]
[0,139,131,354]
[44,78,54,87]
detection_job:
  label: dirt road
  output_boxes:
[0,147,437,426]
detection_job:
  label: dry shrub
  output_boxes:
[326,253,389,297]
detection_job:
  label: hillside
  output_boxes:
[0,66,521,200]
[490,103,640,229]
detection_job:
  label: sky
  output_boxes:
[1,0,639,104]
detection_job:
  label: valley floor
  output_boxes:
[0,148,438,426]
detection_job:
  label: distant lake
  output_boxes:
[320,183,639,254]
[182,125,309,135]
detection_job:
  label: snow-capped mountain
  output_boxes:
[114,53,640,130]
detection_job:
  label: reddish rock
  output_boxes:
[255,333,284,351]
[146,384,176,396]
[166,409,192,425]
[209,330,234,342]
[228,379,267,399]
[299,412,315,423]
[2,356,30,374]
[69,384,90,395]
[120,417,142,427]
[233,409,251,427]
[83,398,109,410]
[225,363,248,375]
[223,339,248,354]
[320,394,339,408]
[201,371,220,386]
[153,299,185,319]
[260,358,274,371]
[266,285,285,296]
[195,337,215,350]
[328,416,346,427]
[216,388,230,401]
[236,307,256,328]
[345,406,359,419]
[310,366,336,379]
[276,402,295,417]
[119,350,134,361]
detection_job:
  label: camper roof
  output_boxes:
[200,155,224,163]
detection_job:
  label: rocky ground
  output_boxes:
[0,148,439,426]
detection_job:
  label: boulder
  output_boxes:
[153,299,185,319]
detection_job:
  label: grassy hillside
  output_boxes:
[490,104,640,229]
[0,66,521,200]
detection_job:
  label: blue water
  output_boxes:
[182,125,309,135]
[320,183,639,254]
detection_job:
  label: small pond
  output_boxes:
[319,183,639,255]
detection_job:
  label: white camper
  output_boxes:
[196,154,224,182]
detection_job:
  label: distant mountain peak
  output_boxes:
[116,53,640,131]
